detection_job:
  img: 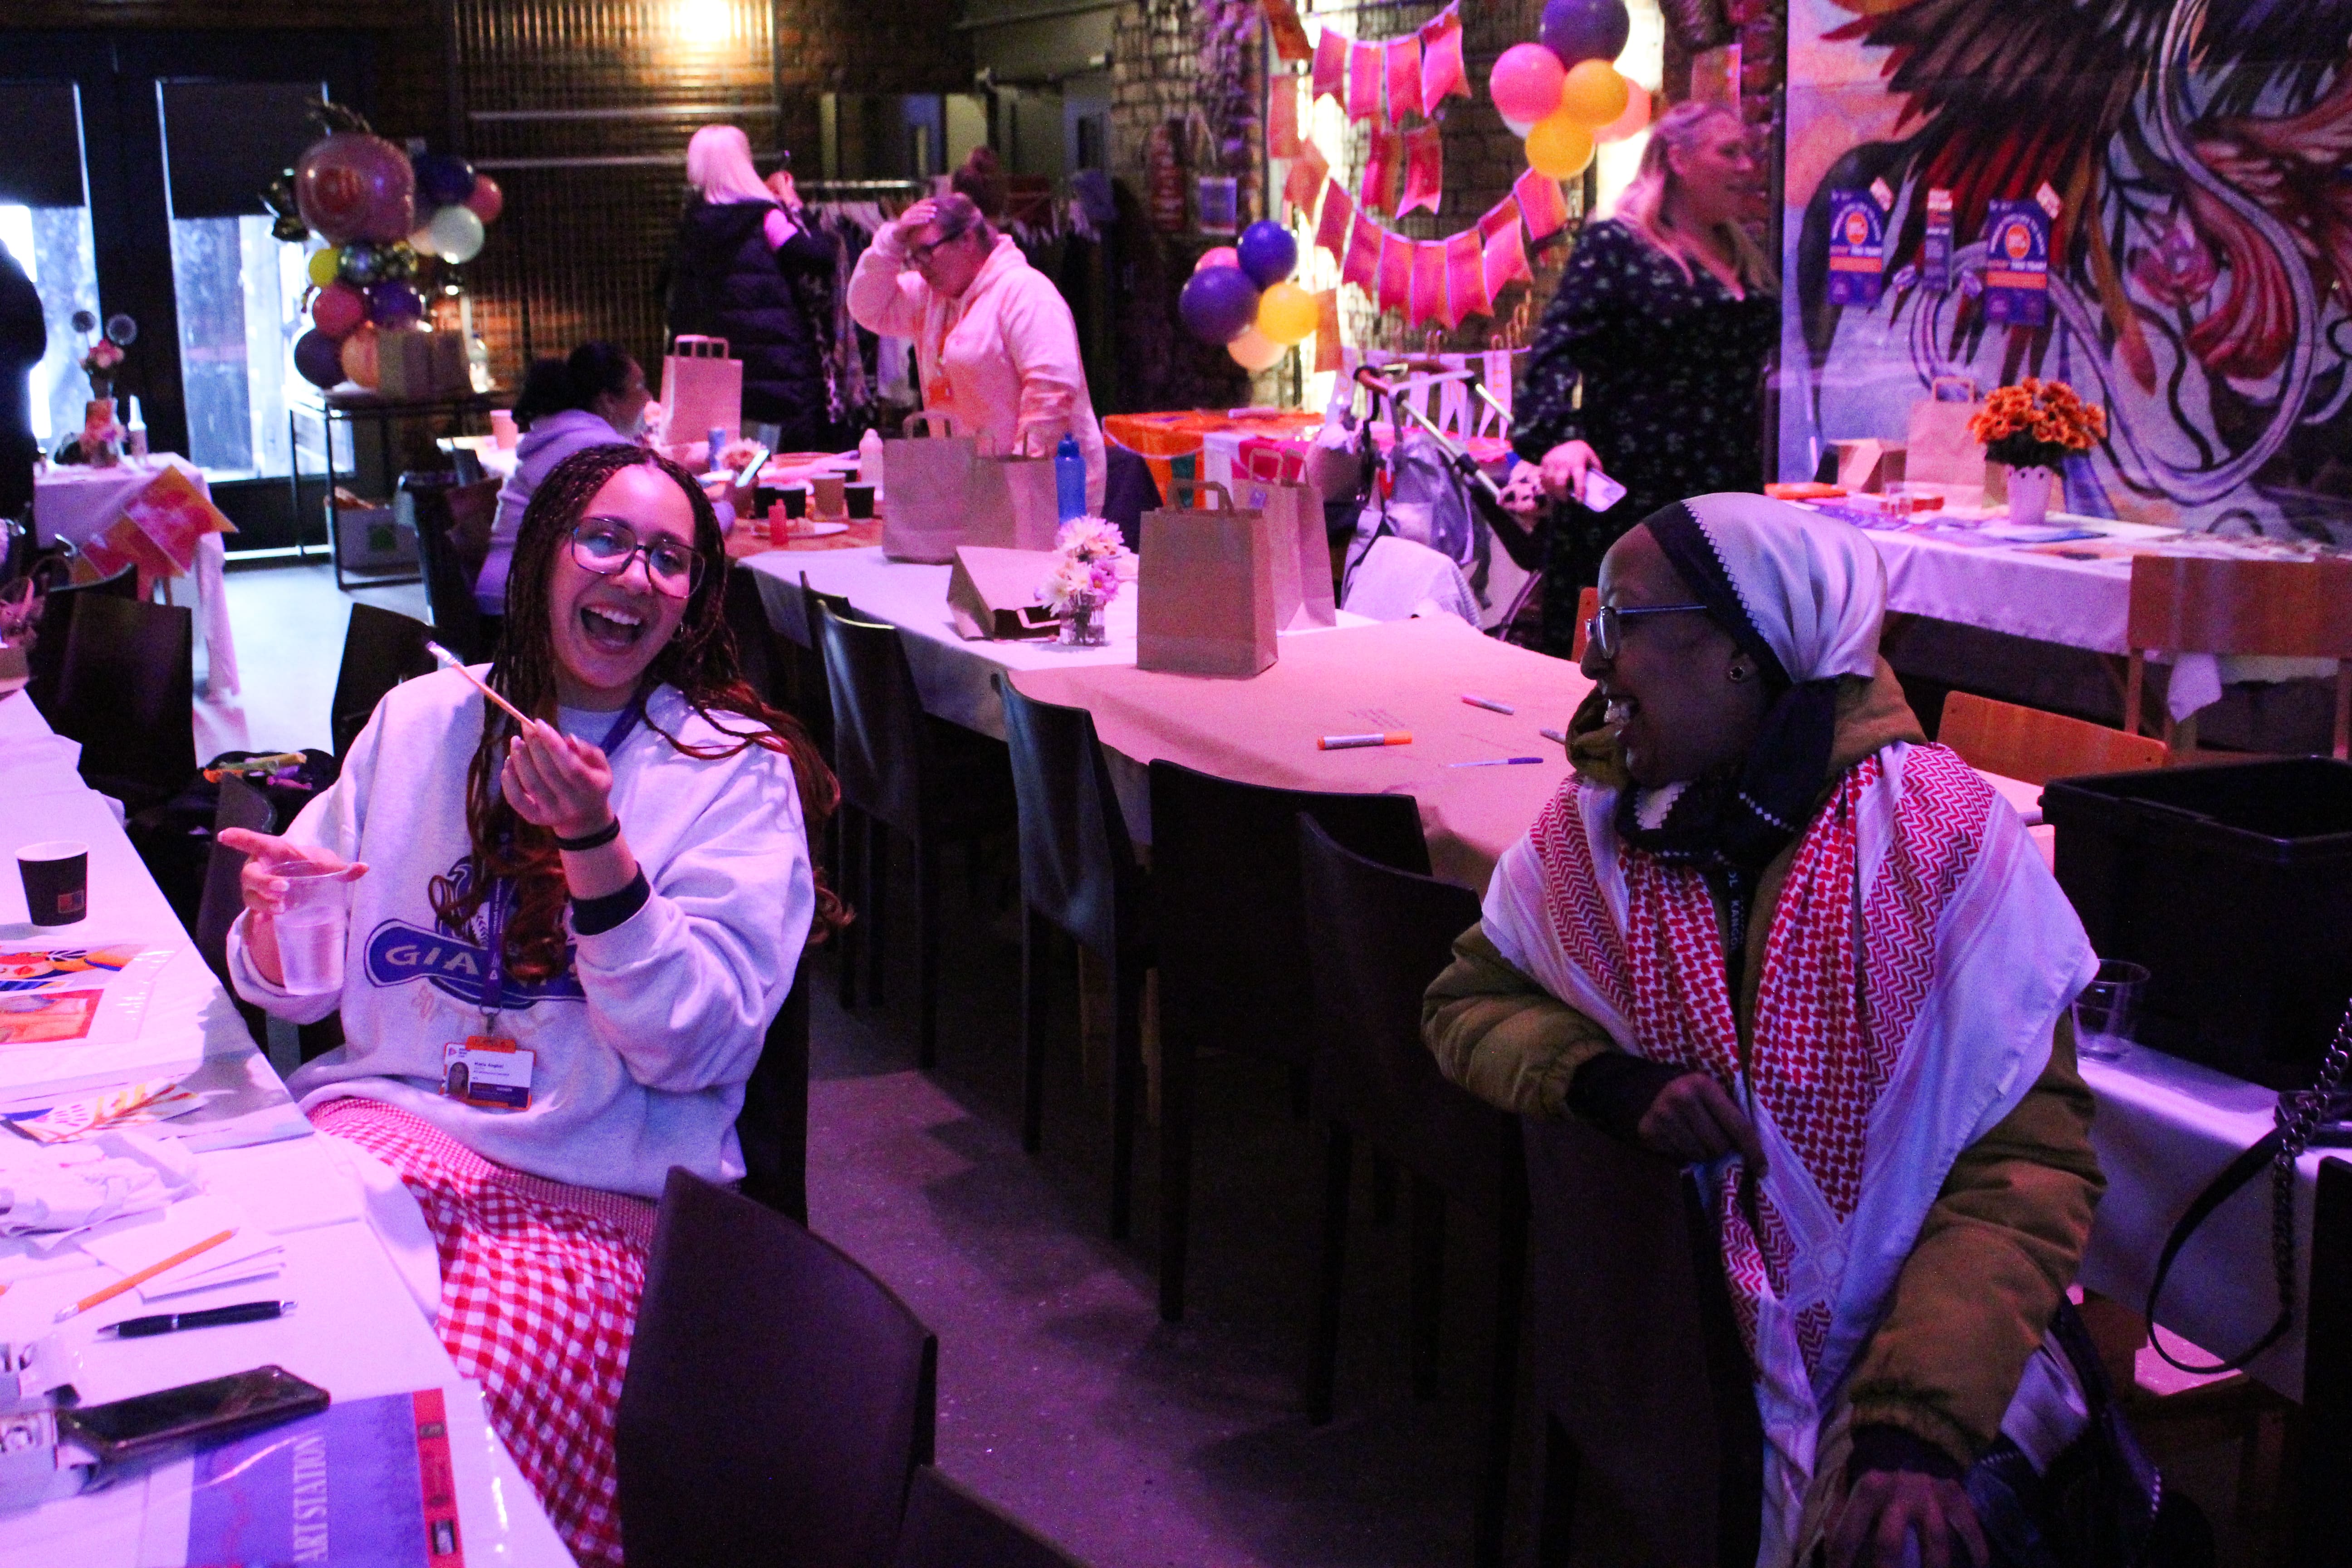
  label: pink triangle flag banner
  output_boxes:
[1269,75,1303,158]
[1343,211,1382,290]
[1259,0,1314,64]
[1360,127,1401,215]
[1284,143,1329,220]
[1483,219,1533,300]
[1346,38,1383,121]
[1416,5,1468,118]
[1314,288,1342,374]
[1400,124,1444,217]
[1445,229,1491,325]
[1409,241,1448,328]
[1477,198,1520,243]
[1315,180,1356,262]
[1377,230,1413,313]
[1313,28,1348,105]
[1513,169,1570,243]
[1383,38,1422,127]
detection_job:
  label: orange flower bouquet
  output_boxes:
[1966,378,2107,472]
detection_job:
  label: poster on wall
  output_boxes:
[1779,0,2352,539]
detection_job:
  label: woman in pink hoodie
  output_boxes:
[847,194,1105,512]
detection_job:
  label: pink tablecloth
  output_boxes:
[31,456,239,696]
[1011,615,1590,892]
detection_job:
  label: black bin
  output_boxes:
[2043,757,2352,1089]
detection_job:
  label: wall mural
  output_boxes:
[1779,0,2352,540]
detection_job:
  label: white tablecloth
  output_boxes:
[30,457,239,697]
[0,692,569,1563]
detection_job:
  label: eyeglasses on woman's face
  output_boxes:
[1583,602,1710,662]
[907,226,975,269]
[568,518,703,598]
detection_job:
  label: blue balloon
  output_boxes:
[412,152,478,209]
[1178,265,1261,346]
[1235,220,1298,289]
[1541,0,1629,67]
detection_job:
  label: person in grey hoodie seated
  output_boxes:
[475,341,649,613]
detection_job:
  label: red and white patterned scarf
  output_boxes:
[1485,741,2094,1564]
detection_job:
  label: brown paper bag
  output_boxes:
[882,411,980,562]
[1904,375,1985,487]
[964,454,1063,552]
[1138,481,1278,679]
[660,335,744,449]
[1233,477,1337,631]
[947,546,1063,641]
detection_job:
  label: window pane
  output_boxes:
[0,201,100,449]
[167,215,313,477]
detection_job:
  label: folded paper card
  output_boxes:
[947,546,1063,641]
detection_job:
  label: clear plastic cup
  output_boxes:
[2073,960,2150,1061]
[272,862,351,994]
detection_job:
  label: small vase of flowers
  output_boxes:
[73,309,130,467]
[1036,516,1137,648]
[1966,377,2106,528]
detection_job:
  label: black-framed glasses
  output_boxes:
[1583,602,1710,661]
[906,226,974,268]
[569,519,703,598]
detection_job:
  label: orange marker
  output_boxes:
[1318,731,1412,750]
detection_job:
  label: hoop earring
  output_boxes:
[1728,663,1751,684]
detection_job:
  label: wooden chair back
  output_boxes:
[1938,691,2169,785]
[2123,556,2352,756]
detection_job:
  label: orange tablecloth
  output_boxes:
[1010,615,1589,891]
[725,517,881,560]
[1102,409,1326,499]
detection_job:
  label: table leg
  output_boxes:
[2297,1156,2352,1557]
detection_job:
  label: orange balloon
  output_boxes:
[1595,80,1652,145]
[1557,61,1631,127]
[340,323,381,390]
[1228,328,1285,372]
[1526,113,1596,180]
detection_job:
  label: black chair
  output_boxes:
[1100,445,1161,553]
[1297,816,1526,1567]
[618,1168,937,1568]
[24,562,137,717]
[736,956,812,1225]
[399,472,499,664]
[330,603,437,758]
[891,1466,1088,1568]
[722,561,796,711]
[995,676,1151,1238]
[1147,759,1429,1321]
[50,591,195,813]
[809,599,1010,1066]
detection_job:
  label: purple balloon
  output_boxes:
[294,328,346,390]
[412,152,477,209]
[1235,220,1298,289]
[1178,265,1261,346]
[368,280,424,328]
[1541,0,1629,67]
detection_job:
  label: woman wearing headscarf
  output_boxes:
[1505,100,1778,657]
[1425,495,2104,1566]
[667,124,840,451]
[846,191,1106,513]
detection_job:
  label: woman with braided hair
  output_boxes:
[223,443,838,1564]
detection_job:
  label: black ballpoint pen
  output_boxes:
[98,1301,297,1339]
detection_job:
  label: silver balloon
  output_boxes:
[105,313,137,346]
[424,205,486,265]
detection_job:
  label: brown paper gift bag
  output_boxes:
[660,335,744,450]
[947,546,1062,641]
[1234,477,1337,631]
[963,453,1063,552]
[1138,481,1278,679]
[1904,375,1986,488]
[882,411,980,562]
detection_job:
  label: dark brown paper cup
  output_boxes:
[18,840,88,926]
[845,483,875,519]
[780,485,808,519]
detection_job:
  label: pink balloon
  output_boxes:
[1193,246,1240,274]
[1489,44,1567,127]
[296,132,416,247]
[311,282,368,339]
[1594,80,1652,144]
[463,173,504,225]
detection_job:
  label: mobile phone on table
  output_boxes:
[59,1364,329,1466]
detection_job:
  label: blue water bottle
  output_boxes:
[1054,433,1086,521]
[707,427,726,471]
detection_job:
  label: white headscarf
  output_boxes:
[1674,492,1884,684]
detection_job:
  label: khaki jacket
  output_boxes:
[1422,661,2103,1466]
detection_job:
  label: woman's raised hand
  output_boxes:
[219,829,367,920]
[1538,440,1603,501]
[894,199,940,249]
[504,725,616,842]
[1828,1469,1987,1568]
[765,169,800,209]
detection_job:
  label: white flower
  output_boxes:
[1054,515,1128,561]
[1036,554,1097,613]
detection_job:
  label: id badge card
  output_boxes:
[441,1036,534,1111]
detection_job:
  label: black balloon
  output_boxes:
[273,213,310,244]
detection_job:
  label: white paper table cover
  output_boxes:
[29,457,240,697]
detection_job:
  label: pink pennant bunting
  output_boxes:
[1384,38,1422,127]
[1514,168,1570,243]
[1315,288,1342,374]
[1476,200,1518,243]
[1284,143,1329,220]
[1360,127,1401,215]
[1313,28,1348,106]
[1377,230,1413,313]
[1315,180,1356,262]
[1259,0,1314,64]
[1343,212,1382,292]
[1346,38,1382,122]
[1409,242,1447,328]
[1445,229,1490,325]
[1269,75,1303,158]
[1483,219,1533,302]
[1416,4,1469,118]
[1400,124,1444,217]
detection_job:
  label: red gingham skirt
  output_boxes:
[314,1096,656,1566]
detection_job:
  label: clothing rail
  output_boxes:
[799,178,931,195]
[470,104,779,123]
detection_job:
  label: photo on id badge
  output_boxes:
[443,1035,533,1110]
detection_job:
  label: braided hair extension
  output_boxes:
[431,443,845,980]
